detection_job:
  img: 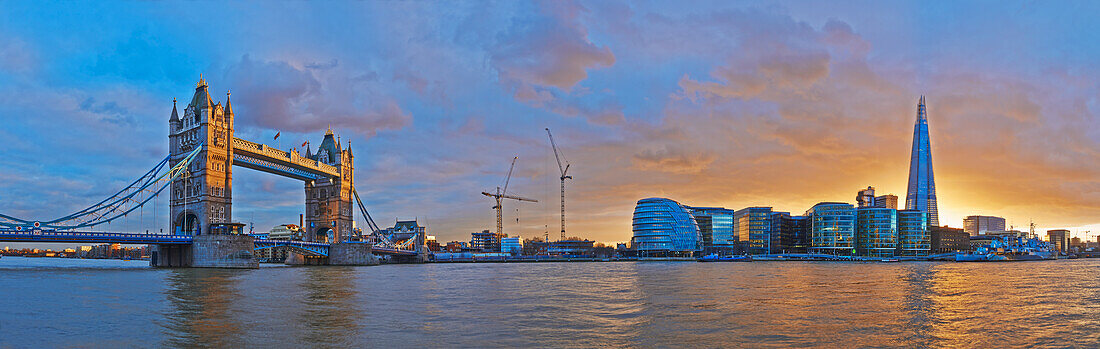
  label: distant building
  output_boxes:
[688,206,737,255]
[1047,229,1070,253]
[857,186,877,208]
[807,202,856,255]
[1070,237,1084,250]
[897,210,930,256]
[735,207,777,255]
[383,219,426,243]
[930,226,969,253]
[631,198,701,257]
[523,239,549,255]
[963,216,1006,236]
[856,207,898,257]
[874,195,898,209]
[444,241,467,253]
[857,187,899,210]
[268,224,302,240]
[426,235,441,252]
[548,239,596,257]
[471,230,503,252]
[501,236,522,255]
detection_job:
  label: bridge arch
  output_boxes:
[173,211,201,235]
[315,227,334,243]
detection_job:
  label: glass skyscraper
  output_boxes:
[631,198,701,256]
[905,96,940,227]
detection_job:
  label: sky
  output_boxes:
[1,0,1099,248]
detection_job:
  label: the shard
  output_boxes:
[905,96,940,227]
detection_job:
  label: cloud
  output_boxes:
[632,147,716,174]
[218,54,411,138]
[491,1,615,91]
[0,36,36,76]
[79,97,133,125]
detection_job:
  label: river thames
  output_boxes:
[1,257,1097,348]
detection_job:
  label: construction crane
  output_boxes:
[482,156,537,235]
[546,128,572,242]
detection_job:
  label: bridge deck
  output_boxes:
[0,230,419,256]
[232,137,339,180]
[0,230,193,244]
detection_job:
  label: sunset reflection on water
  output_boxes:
[0,258,1097,347]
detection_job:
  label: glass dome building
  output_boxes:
[631,198,701,256]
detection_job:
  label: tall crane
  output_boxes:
[546,128,572,241]
[482,157,537,235]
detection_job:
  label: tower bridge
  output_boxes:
[0,77,425,268]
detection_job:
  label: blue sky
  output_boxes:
[1,0,1099,248]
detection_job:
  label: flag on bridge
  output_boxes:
[274,131,281,141]
[301,141,308,147]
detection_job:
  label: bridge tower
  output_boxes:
[303,129,354,242]
[168,77,234,236]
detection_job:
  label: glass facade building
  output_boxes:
[631,198,701,256]
[905,96,940,227]
[689,207,737,254]
[807,202,857,255]
[771,212,810,254]
[856,207,898,257]
[897,210,930,256]
[963,215,1006,236]
[735,207,775,255]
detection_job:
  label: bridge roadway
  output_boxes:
[0,230,416,257]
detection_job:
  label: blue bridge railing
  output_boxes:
[0,230,193,244]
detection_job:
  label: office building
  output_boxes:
[631,198,701,256]
[857,186,877,208]
[856,186,899,210]
[1070,237,1084,250]
[856,207,898,257]
[501,236,522,255]
[735,207,777,255]
[548,239,596,256]
[1047,229,1069,254]
[807,202,856,255]
[874,195,898,209]
[772,212,811,254]
[963,215,1007,236]
[905,96,940,227]
[897,210,930,256]
[688,206,737,254]
[471,230,503,252]
[930,226,969,253]
[426,235,441,252]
